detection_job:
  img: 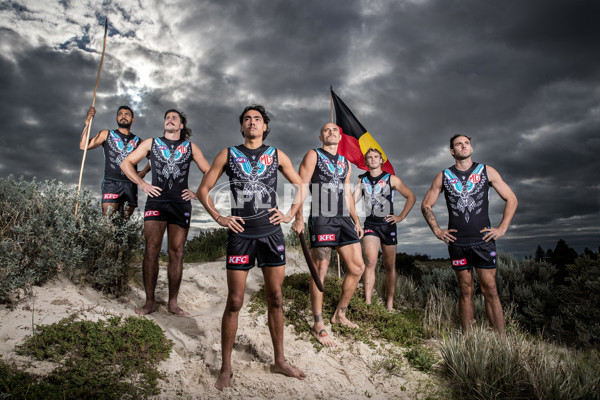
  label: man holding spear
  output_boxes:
[80,105,149,218]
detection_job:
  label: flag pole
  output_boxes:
[330,86,341,278]
[75,18,108,216]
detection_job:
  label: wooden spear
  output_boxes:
[329,86,341,278]
[75,18,108,216]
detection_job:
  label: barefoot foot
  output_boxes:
[135,301,155,315]
[331,311,359,329]
[312,327,336,347]
[215,370,232,390]
[168,305,190,317]
[273,361,306,380]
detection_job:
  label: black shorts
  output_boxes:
[226,228,286,270]
[308,215,360,248]
[101,179,138,207]
[144,201,192,228]
[448,241,497,270]
[363,221,397,246]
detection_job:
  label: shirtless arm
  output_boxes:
[197,148,245,233]
[121,138,162,198]
[421,172,456,243]
[344,164,363,238]
[272,149,305,225]
[291,150,317,235]
[79,107,108,150]
[387,175,416,224]
[482,166,518,242]
[352,180,363,204]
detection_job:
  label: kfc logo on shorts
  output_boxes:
[318,234,336,242]
[103,193,119,200]
[449,178,459,184]
[452,258,468,267]
[277,245,285,252]
[228,255,249,264]
[235,157,248,163]
[469,174,481,184]
[364,229,374,234]
[259,154,273,165]
[176,144,188,154]
[144,210,160,217]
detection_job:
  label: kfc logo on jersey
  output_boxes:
[228,255,249,264]
[235,157,248,163]
[452,258,468,267]
[144,210,160,217]
[318,234,336,242]
[103,193,119,200]
[469,174,481,184]
[449,178,459,184]
[259,154,273,166]
[177,144,188,154]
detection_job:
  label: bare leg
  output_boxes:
[166,223,190,316]
[215,269,248,390]
[476,268,505,335]
[381,243,397,310]
[455,269,475,332]
[262,266,305,380]
[362,236,380,305]
[102,202,120,217]
[331,242,365,329]
[136,220,167,315]
[123,204,136,219]
[310,247,336,347]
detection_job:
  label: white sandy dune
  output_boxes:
[0,250,438,399]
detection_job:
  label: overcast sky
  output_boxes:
[1,0,599,258]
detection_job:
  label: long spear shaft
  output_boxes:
[329,86,341,278]
[75,18,108,216]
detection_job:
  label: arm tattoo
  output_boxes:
[422,206,440,231]
[313,246,332,261]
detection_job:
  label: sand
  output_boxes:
[0,250,438,399]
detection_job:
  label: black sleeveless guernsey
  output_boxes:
[442,162,491,244]
[103,129,140,181]
[359,171,394,224]
[310,149,349,218]
[149,137,193,203]
[225,144,280,236]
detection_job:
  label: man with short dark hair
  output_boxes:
[353,148,416,310]
[421,134,517,334]
[198,104,305,390]
[121,109,210,316]
[292,122,365,347]
[80,105,150,218]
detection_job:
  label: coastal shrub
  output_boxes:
[440,326,600,399]
[0,315,173,399]
[183,228,228,262]
[0,176,144,303]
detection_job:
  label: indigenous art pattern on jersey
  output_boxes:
[107,130,140,175]
[361,173,393,219]
[228,146,277,213]
[315,149,347,203]
[152,138,192,190]
[443,163,486,224]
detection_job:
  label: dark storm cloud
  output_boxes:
[1,0,598,258]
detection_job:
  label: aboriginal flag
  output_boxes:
[331,89,395,175]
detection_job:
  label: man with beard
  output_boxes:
[292,122,365,347]
[121,109,210,316]
[421,134,517,334]
[80,106,150,218]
